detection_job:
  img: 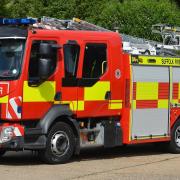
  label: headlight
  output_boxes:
[0,126,14,143]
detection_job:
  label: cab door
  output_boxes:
[76,42,111,117]
[22,38,60,119]
[61,40,81,112]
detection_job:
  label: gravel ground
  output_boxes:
[0,144,180,180]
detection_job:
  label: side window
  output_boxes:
[82,43,107,78]
[28,40,57,80]
[63,44,80,78]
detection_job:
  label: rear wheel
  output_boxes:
[169,120,180,153]
[39,122,75,164]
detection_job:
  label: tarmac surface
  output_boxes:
[0,144,180,180]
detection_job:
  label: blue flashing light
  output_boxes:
[0,18,37,25]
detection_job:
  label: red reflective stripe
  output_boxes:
[136,100,158,109]
[158,83,169,99]
[7,97,22,119]
[173,83,179,99]
[14,97,21,106]
[8,102,18,119]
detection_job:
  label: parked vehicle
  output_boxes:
[0,18,180,164]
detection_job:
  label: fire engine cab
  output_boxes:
[0,17,180,164]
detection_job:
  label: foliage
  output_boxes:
[0,0,180,41]
[98,0,180,40]
[0,0,8,16]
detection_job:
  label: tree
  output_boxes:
[97,0,180,40]
[174,0,180,6]
[0,0,8,16]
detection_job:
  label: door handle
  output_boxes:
[105,91,111,100]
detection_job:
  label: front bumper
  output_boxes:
[0,124,24,150]
[0,136,24,150]
[0,124,47,150]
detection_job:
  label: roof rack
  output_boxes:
[152,24,180,47]
[0,17,111,32]
[32,16,111,32]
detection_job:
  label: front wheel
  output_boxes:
[39,122,76,164]
[169,120,180,153]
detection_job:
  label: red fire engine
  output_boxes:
[0,17,180,164]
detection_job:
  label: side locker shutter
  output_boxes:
[131,66,170,139]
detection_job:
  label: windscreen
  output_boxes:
[0,39,25,80]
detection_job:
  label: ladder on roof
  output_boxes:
[152,24,180,36]
[33,16,111,32]
[152,24,180,46]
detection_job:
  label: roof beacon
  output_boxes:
[0,18,36,25]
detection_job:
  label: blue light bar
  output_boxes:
[0,18,37,25]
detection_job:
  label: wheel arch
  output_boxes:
[38,104,80,154]
[171,115,180,129]
[49,115,79,139]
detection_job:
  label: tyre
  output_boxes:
[39,122,76,164]
[169,120,180,153]
[0,150,6,157]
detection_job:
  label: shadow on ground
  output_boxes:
[0,143,168,166]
